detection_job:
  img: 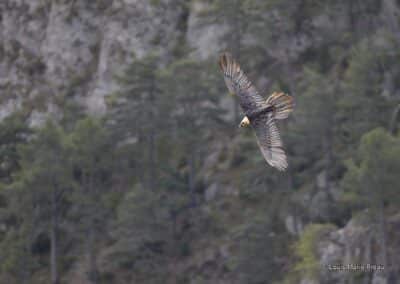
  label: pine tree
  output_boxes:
[110,52,168,192]
[161,58,225,205]
[341,128,400,280]
[67,117,113,284]
[110,185,175,283]
[7,121,73,284]
[339,36,400,152]
[289,68,341,178]
[0,113,31,184]
[199,0,257,123]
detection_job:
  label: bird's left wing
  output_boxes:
[219,52,267,113]
[252,113,288,171]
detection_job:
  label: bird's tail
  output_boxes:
[266,92,294,120]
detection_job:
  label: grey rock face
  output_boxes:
[187,1,225,60]
[285,214,303,235]
[1,0,184,119]
[304,214,396,284]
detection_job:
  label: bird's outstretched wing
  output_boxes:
[219,52,267,113]
[252,113,288,171]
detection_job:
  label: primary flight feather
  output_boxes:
[218,52,294,171]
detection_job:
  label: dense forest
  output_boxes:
[1,0,400,283]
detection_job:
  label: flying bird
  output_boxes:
[218,52,294,171]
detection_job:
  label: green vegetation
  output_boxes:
[1,0,400,283]
[294,223,336,279]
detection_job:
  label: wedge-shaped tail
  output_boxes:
[266,92,294,120]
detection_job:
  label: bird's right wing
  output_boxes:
[252,113,288,171]
[219,52,267,113]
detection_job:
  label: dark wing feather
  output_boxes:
[252,113,288,171]
[219,52,266,113]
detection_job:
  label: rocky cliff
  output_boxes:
[1,1,400,284]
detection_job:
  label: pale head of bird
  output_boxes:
[239,116,250,128]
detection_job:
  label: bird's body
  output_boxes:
[246,105,274,121]
[219,52,294,171]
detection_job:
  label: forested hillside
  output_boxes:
[1,1,400,283]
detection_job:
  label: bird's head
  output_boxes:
[239,116,250,128]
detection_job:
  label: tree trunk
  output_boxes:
[188,149,196,206]
[363,230,372,284]
[378,199,388,281]
[50,187,59,284]
[147,75,157,191]
[283,47,296,96]
[148,128,156,191]
[87,221,98,284]
[287,171,301,235]
[232,0,241,126]
[19,234,32,284]
[389,104,400,134]
[348,1,356,35]
[382,0,400,35]
[86,172,99,284]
